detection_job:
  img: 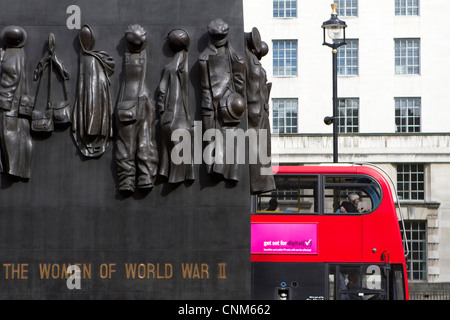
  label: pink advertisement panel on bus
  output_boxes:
[251,223,318,254]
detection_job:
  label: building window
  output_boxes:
[400,220,427,281]
[397,164,425,200]
[273,40,298,77]
[395,0,419,16]
[338,98,359,133]
[395,98,421,133]
[395,39,420,74]
[337,39,358,75]
[273,0,297,18]
[334,0,358,17]
[272,98,298,133]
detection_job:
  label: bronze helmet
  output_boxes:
[167,29,190,52]
[2,25,27,48]
[220,92,245,125]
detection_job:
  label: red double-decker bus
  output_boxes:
[251,164,409,300]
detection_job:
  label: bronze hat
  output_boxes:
[208,18,229,47]
[257,41,269,60]
[2,25,27,48]
[245,27,262,55]
[226,92,245,120]
[125,24,147,52]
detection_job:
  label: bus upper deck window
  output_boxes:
[324,175,382,214]
[256,175,319,214]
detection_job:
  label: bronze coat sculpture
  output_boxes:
[72,25,115,158]
[158,29,195,183]
[198,19,246,182]
[0,26,33,179]
[115,25,158,193]
[245,28,276,194]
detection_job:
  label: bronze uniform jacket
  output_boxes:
[198,41,245,131]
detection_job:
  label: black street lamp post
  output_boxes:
[322,3,347,163]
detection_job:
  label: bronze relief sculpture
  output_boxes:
[198,18,246,182]
[158,29,195,184]
[72,24,115,158]
[115,25,158,193]
[244,28,276,194]
[0,26,33,179]
[0,20,266,195]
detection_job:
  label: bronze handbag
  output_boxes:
[31,105,54,132]
[52,78,71,124]
[33,36,71,127]
[53,100,71,124]
[31,59,54,133]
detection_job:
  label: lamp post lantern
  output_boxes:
[322,3,347,163]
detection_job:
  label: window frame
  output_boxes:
[400,220,427,281]
[395,0,420,16]
[395,97,421,133]
[394,38,420,75]
[333,0,358,17]
[338,98,360,133]
[272,98,298,134]
[273,0,297,18]
[396,163,425,200]
[272,40,298,77]
[337,39,359,76]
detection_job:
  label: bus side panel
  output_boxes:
[319,216,363,263]
[252,262,326,300]
[361,208,406,264]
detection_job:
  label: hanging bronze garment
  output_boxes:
[158,29,195,184]
[198,19,246,182]
[0,26,33,179]
[72,24,115,158]
[245,28,275,194]
[32,33,71,133]
[115,25,158,193]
